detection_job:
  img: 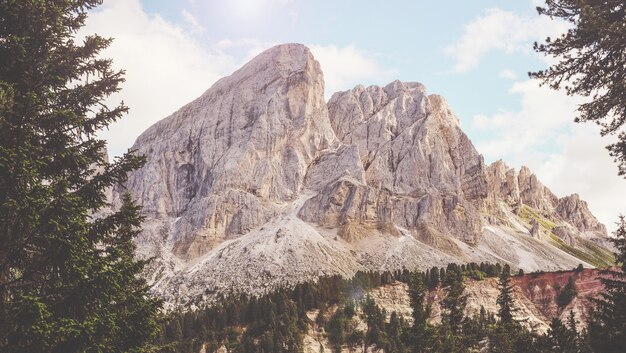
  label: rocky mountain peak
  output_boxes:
[116,44,612,306]
[556,194,607,238]
[124,43,336,259]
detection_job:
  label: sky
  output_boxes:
[83,0,626,232]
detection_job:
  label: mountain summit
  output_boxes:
[115,44,611,306]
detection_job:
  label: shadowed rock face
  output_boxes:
[116,44,611,306]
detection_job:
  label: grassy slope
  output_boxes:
[518,205,614,268]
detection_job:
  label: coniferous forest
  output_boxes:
[1,1,625,352]
[156,259,626,353]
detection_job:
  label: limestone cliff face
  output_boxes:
[485,161,558,213]
[310,83,488,244]
[117,44,612,306]
[124,44,335,258]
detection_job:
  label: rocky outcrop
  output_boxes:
[116,44,612,306]
[556,194,607,239]
[368,268,605,337]
[485,161,558,214]
[485,161,608,243]
[320,82,488,244]
[518,166,560,213]
[529,218,540,239]
[485,160,521,206]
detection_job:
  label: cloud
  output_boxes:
[538,126,626,233]
[308,44,398,99]
[499,69,517,80]
[473,79,579,161]
[444,8,568,72]
[473,79,626,231]
[181,9,204,34]
[81,0,236,157]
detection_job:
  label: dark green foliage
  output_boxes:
[385,311,408,353]
[442,264,467,334]
[428,266,441,289]
[588,217,626,353]
[0,1,161,352]
[531,0,626,175]
[327,305,347,353]
[362,295,388,349]
[557,276,578,308]
[538,312,592,353]
[497,264,517,326]
[407,270,435,353]
[545,318,578,353]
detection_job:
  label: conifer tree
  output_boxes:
[442,265,467,334]
[496,264,516,326]
[407,271,434,352]
[531,0,626,175]
[0,1,161,351]
[588,217,626,352]
[440,265,467,353]
[545,318,578,353]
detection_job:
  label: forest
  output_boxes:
[157,262,621,353]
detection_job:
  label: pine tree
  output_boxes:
[429,266,440,289]
[327,307,346,353]
[557,276,578,308]
[545,318,577,353]
[386,311,407,353]
[0,1,161,352]
[440,265,467,353]
[531,0,626,175]
[588,216,626,352]
[496,264,517,326]
[407,271,434,353]
[442,265,467,334]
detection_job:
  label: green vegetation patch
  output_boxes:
[549,234,615,268]
[519,205,557,231]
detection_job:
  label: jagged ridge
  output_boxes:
[114,44,612,307]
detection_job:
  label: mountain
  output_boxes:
[114,43,612,307]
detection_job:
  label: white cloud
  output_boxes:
[81,0,236,157]
[444,8,568,72]
[499,69,517,80]
[473,79,626,231]
[309,44,398,99]
[538,126,626,233]
[474,79,579,161]
[181,9,204,34]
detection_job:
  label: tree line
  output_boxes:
[157,260,625,353]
